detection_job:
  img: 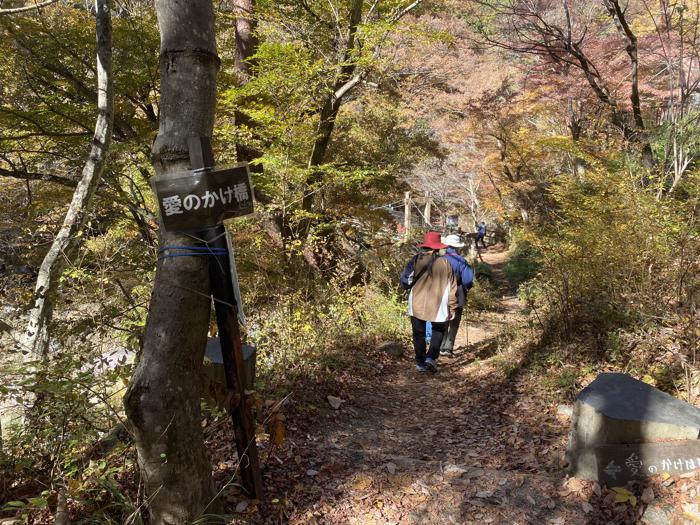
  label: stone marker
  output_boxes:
[377,341,404,357]
[641,503,676,525]
[566,372,700,483]
[203,337,256,390]
[327,395,343,410]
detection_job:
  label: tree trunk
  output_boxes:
[567,98,586,178]
[423,196,432,227]
[123,1,221,522]
[233,0,262,169]
[403,191,411,241]
[21,0,113,360]
[233,0,258,83]
[299,0,364,221]
[603,0,654,169]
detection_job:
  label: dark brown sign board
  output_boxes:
[152,164,254,232]
[595,440,700,485]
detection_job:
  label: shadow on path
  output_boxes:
[231,246,603,524]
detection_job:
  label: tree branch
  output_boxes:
[0,167,78,187]
[300,0,332,28]
[391,0,422,23]
[0,0,58,15]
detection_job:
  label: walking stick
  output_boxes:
[465,295,469,351]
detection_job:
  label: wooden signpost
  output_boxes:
[154,136,263,499]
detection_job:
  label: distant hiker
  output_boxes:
[400,231,458,373]
[440,234,474,357]
[476,221,487,249]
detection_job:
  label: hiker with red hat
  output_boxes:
[400,231,458,373]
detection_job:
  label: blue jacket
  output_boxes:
[477,224,486,237]
[443,248,473,307]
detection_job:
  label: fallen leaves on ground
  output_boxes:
[201,248,700,525]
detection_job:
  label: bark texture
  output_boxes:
[233,0,258,81]
[233,0,263,169]
[123,1,221,522]
[21,0,113,359]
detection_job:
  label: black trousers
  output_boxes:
[440,306,463,351]
[411,317,446,363]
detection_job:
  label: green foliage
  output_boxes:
[0,345,132,518]
[0,4,158,172]
[467,278,499,311]
[474,261,493,280]
[215,0,442,240]
[523,163,684,338]
[249,283,408,389]
[462,1,500,39]
[502,236,540,288]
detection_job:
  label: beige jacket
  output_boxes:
[407,253,458,322]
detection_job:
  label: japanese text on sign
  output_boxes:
[604,453,700,481]
[595,440,700,484]
[152,164,254,232]
[161,183,250,216]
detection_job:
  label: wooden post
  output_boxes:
[403,191,411,241]
[424,195,432,227]
[189,137,263,500]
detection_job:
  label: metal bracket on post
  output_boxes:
[188,136,263,500]
[189,136,215,171]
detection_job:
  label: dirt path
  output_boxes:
[208,244,699,524]
[240,245,594,525]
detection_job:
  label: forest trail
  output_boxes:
[243,245,594,525]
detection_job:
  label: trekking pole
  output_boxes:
[465,296,469,351]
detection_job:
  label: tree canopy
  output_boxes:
[2,0,700,522]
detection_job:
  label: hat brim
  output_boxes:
[441,235,465,248]
[419,241,448,249]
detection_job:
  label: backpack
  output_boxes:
[444,252,474,291]
[444,253,463,287]
[400,254,432,291]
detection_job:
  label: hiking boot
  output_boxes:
[416,363,428,372]
[440,348,454,358]
[425,357,438,373]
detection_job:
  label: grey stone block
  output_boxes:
[377,341,404,357]
[566,372,700,482]
[203,337,256,390]
[641,503,676,525]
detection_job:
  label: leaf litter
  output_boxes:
[204,247,700,524]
